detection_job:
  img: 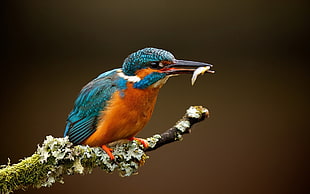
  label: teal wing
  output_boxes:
[64,69,120,144]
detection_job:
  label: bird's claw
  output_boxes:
[129,137,149,148]
[101,145,115,160]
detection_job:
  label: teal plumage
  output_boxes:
[133,72,166,89]
[122,48,175,76]
[64,69,119,144]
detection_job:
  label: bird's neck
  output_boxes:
[117,68,168,89]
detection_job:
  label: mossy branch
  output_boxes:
[0,106,209,193]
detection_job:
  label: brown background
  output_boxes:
[2,0,309,193]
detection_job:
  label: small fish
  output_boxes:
[191,66,215,85]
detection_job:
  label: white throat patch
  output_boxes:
[116,69,141,83]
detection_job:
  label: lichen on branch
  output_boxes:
[0,106,209,194]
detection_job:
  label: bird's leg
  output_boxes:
[128,137,149,148]
[101,145,115,160]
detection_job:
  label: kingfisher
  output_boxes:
[64,47,213,160]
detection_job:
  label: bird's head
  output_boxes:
[121,47,214,89]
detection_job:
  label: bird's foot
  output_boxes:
[128,137,149,148]
[101,145,115,160]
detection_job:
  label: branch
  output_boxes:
[0,106,209,193]
[145,106,209,151]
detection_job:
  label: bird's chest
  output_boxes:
[115,84,160,130]
[122,84,160,117]
[95,83,160,143]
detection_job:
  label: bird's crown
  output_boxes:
[122,48,176,76]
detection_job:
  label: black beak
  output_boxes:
[161,60,214,75]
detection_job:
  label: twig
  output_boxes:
[0,106,209,193]
[145,106,209,151]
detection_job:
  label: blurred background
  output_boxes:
[2,0,309,193]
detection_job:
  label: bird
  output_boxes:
[64,47,213,160]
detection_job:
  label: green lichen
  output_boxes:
[175,120,191,133]
[186,106,208,118]
[0,135,150,193]
[0,153,51,193]
[146,134,161,148]
[0,106,209,193]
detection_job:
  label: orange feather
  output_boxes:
[82,77,161,147]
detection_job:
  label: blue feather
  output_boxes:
[64,69,120,144]
[122,48,175,76]
[67,117,96,144]
[133,72,166,89]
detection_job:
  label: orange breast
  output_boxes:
[82,82,160,146]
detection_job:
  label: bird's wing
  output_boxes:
[64,70,118,144]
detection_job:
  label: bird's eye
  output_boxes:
[150,62,164,69]
[150,62,159,68]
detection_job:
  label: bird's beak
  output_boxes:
[161,59,214,75]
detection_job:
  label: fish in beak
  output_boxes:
[160,59,215,85]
